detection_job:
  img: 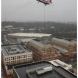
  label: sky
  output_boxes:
[1,0,77,22]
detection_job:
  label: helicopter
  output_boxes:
[37,0,52,5]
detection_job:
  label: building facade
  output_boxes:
[49,37,77,62]
[27,40,56,61]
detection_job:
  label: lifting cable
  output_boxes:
[44,5,45,33]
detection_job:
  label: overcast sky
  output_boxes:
[1,0,77,22]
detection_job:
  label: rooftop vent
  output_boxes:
[36,66,52,75]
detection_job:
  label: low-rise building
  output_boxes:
[2,44,33,65]
[27,40,56,61]
[50,37,77,56]
[51,38,77,52]
[7,33,52,42]
[8,33,52,38]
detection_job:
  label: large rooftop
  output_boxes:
[52,37,70,44]
[14,61,76,78]
[29,40,52,49]
[8,33,52,38]
[52,45,68,53]
[29,40,44,48]
[2,44,31,56]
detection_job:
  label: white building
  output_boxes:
[7,33,52,38]
[49,59,72,70]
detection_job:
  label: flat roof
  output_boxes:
[6,61,33,70]
[8,33,52,38]
[2,44,31,56]
[14,61,76,78]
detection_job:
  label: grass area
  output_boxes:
[71,62,77,68]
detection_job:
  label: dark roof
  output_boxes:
[6,61,33,70]
[14,61,77,78]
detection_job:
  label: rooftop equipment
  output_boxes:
[36,66,52,75]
